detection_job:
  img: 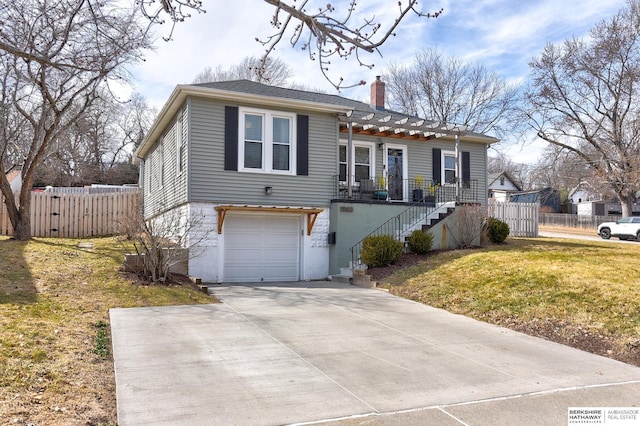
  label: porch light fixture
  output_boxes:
[265,186,273,195]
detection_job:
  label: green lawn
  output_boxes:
[385,237,640,364]
[0,236,214,426]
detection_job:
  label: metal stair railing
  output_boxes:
[350,203,438,270]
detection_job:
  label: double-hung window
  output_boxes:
[339,142,374,183]
[239,107,296,175]
[354,146,371,182]
[339,145,348,182]
[443,151,456,184]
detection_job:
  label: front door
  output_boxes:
[386,146,407,201]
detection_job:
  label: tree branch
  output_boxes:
[258,0,443,90]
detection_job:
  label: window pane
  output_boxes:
[245,114,263,141]
[355,165,370,182]
[444,155,456,169]
[355,146,370,164]
[273,144,290,171]
[244,141,262,168]
[445,170,456,183]
[273,117,290,143]
[339,145,346,162]
[339,164,346,181]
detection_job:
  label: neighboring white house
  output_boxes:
[569,182,601,204]
[488,171,521,202]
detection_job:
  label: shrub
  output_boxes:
[449,204,488,248]
[360,235,403,268]
[487,217,510,243]
[407,229,433,254]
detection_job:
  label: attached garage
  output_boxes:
[223,213,301,282]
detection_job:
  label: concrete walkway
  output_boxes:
[110,282,640,425]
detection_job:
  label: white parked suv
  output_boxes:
[597,217,640,240]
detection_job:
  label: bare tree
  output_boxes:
[142,0,442,90]
[137,0,204,39]
[104,93,155,168]
[384,49,521,137]
[0,0,152,240]
[32,93,154,187]
[487,154,532,191]
[119,201,212,283]
[524,0,640,216]
[526,146,593,197]
[193,56,292,86]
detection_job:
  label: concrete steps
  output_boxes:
[331,267,377,288]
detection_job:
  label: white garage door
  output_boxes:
[224,214,301,282]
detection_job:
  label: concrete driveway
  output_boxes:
[110,282,640,425]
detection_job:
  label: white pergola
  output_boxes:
[337,109,467,139]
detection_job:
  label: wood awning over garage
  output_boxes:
[215,205,324,236]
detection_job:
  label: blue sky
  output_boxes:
[128,0,628,162]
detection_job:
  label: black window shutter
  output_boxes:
[432,148,441,185]
[224,106,238,171]
[297,114,309,176]
[462,151,471,188]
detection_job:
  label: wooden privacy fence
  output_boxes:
[488,200,539,237]
[0,190,141,238]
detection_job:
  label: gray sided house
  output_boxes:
[510,187,562,213]
[136,78,498,283]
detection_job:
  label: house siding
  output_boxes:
[143,104,189,218]
[188,96,338,207]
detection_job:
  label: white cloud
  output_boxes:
[130,0,630,162]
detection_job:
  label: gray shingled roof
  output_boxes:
[194,80,372,111]
[193,80,496,142]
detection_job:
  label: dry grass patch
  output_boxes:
[380,237,640,366]
[0,236,215,426]
[539,225,600,237]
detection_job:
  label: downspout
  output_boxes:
[455,133,460,201]
[347,122,353,198]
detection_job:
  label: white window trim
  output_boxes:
[339,140,376,184]
[238,107,297,175]
[442,150,457,185]
[383,143,409,201]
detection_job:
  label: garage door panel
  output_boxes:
[224,214,300,282]
[224,266,263,282]
[263,249,297,262]
[226,248,262,260]
[262,267,298,281]
[268,216,299,229]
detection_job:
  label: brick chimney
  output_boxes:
[370,76,385,110]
